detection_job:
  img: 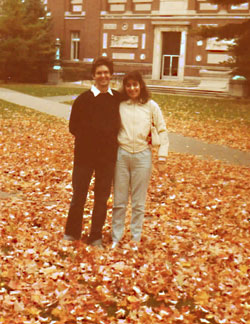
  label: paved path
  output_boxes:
[0,87,71,120]
[168,133,249,166]
[45,94,78,103]
[0,87,249,167]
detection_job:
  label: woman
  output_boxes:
[111,71,169,249]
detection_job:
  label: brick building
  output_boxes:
[44,0,250,84]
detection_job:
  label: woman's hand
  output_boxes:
[155,159,167,174]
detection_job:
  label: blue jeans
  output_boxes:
[112,147,152,242]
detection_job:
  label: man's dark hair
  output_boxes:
[91,56,114,76]
[120,70,150,104]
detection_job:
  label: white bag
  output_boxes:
[149,102,160,146]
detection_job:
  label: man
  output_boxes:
[64,57,121,247]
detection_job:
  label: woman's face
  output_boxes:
[125,79,141,101]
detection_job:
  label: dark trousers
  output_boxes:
[65,161,115,241]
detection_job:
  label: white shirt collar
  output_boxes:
[91,85,113,97]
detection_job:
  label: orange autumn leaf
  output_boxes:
[194,291,210,306]
[127,296,140,303]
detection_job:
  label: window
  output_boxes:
[71,32,80,61]
[229,2,249,11]
[196,0,219,12]
[42,0,47,11]
[70,0,83,12]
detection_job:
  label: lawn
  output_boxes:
[0,83,84,97]
[2,83,249,121]
[0,99,249,323]
[154,93,250,123]
[2,83,249,151]
[153,94,250,152]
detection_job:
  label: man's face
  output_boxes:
[93,65,111,91]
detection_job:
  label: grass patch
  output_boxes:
[1,83,249,124]
[0,99,64,125]
[58,92,250,125]
[153,93,250,124]
[0,83,84,97]
[63,101,75,105]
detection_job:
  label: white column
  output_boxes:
[152,27,162,80]
[178,31,187,81]
[103,33,108,49]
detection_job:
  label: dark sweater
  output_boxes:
[69,89,121,166]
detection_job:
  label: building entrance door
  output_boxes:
[162,55,179,77]
[161,32,181,79]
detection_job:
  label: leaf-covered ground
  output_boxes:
[1,84,250,151]
[0,101,249,324]
[154,94,250,152]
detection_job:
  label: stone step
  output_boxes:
[148,85,229,98]
[145,78,200,88]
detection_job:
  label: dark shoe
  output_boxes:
[89,238,103,247]
[87,238,104,250]
[63,234,77,241]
